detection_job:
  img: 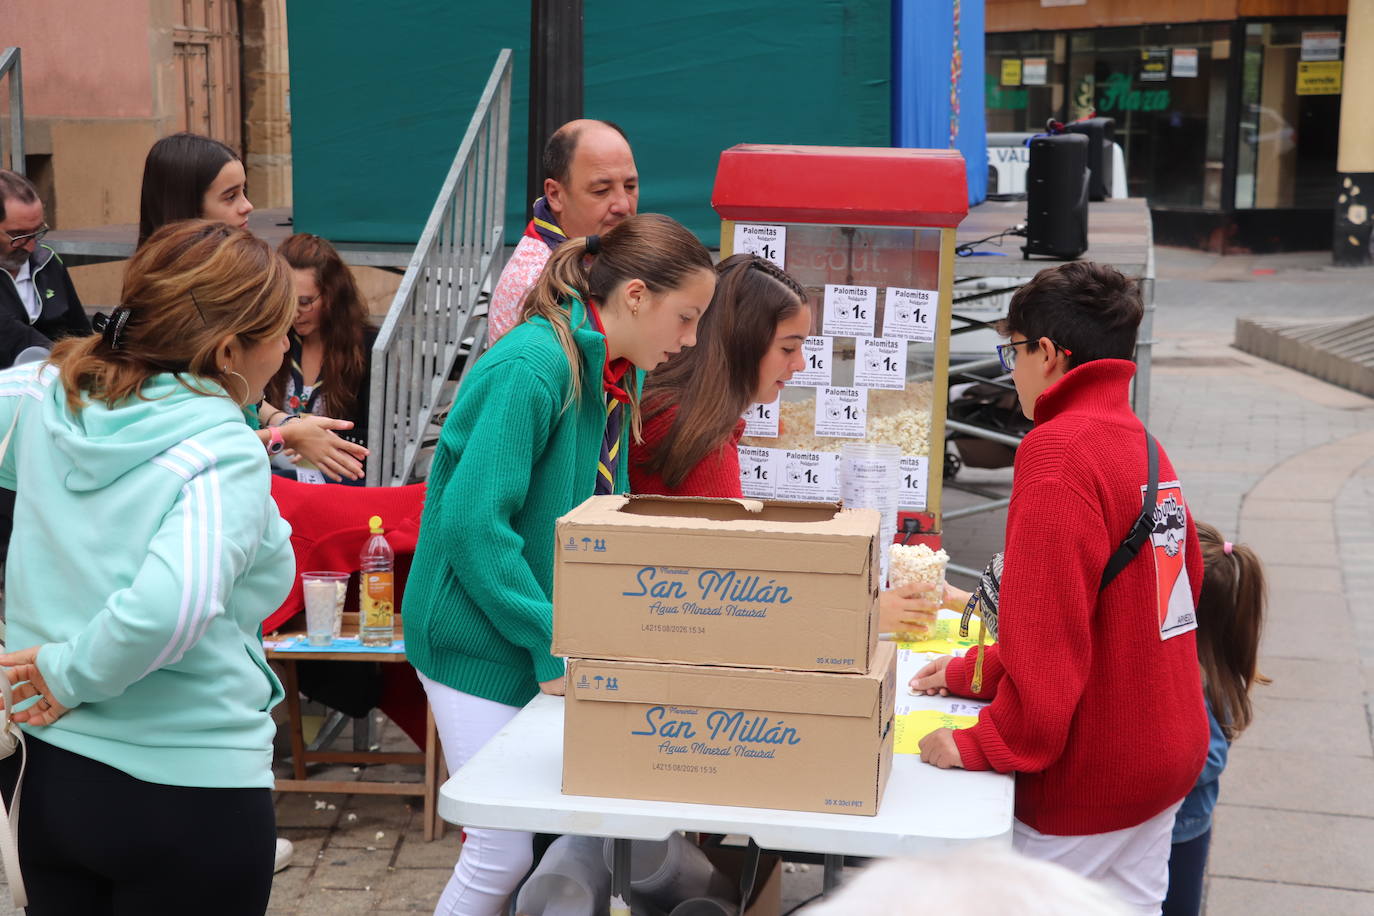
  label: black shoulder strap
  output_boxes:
[1099,429,1159,592]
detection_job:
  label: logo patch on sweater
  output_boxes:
[1146,481,1196,640]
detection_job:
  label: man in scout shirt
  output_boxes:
[910,261,1208,915]
[486,119,638,344]
[0,170,89,369]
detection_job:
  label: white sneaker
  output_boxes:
[274,837,294,873]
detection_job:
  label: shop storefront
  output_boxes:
[986,12,1348,252]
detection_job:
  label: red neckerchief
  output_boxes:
[585,300,632,404]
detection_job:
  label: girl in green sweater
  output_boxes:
[403,213,714,916]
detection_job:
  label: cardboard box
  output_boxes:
[553,496,881,673]
[704,845,782,916]
[563,642,896,816]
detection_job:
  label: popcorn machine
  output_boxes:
[711,144,968,546]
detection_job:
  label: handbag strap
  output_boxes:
[1099,429,1159,592]
[0,678,27,908]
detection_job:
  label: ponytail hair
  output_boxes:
[641,253,808,489]
[1195,520,1270,740]
[520,213,713,430]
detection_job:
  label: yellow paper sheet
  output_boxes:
[894,709,979,755]
[897,616,991,655]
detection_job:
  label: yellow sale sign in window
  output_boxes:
[1001,59,1022,87]
[1297,60,1342,95]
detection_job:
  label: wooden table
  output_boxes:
[265,614,446,840]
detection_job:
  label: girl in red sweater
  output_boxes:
[630,253,810,497]
[630,254,938,628]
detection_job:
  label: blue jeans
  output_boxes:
[1162,828,1211,916]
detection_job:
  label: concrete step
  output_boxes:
[1235,315,1374,397]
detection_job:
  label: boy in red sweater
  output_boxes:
[911,262,1207,914]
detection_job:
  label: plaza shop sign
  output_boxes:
[1096,73,1170,113]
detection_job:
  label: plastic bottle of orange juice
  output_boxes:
[359,515,395,646]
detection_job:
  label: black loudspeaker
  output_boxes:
[1065,117,1116,201]
[1023,133,1089,261]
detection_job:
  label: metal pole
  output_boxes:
[822,853,844,893]
[527,0,584,214]
[610,838,633,914]
[4,49,23,175]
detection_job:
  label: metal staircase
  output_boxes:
[366,50,513,486]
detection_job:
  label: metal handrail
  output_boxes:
[366,49,512,486]
[1,48,24,174]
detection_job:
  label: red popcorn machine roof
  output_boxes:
[711,144,969,229]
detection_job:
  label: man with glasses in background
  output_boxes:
[0,169,90,369]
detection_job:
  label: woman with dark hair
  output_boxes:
[0,221,296,913]
[630,253,810,497]
[138,133,368,482]
[137,132,252,247]
[265,234,376,484]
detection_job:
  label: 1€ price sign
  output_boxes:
[882,288,938,342]
[815,387,868,438]
[854,337,909,390]
[898,456,929,510]
[743,396,780,437]
[776,450,841,502]
[733,224,786,268]
[738,446,777,499]
[823,285,878,337]
[787,336,833,388]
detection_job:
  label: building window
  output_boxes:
[985,32,1065,134]
[1235,20,1344,210]
[1067,24,1232,209]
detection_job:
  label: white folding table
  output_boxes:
[439,694,1014,907]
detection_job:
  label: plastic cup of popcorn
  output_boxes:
[887,543,950,641]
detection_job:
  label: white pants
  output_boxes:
[418,672,533,916]
[1013,801,1182,916]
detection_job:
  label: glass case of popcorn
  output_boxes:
[712,144,967,538]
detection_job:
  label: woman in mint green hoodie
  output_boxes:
[0,220,297,915]
[403,213,715,916]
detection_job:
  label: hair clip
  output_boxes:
[98,306,133,351]
[188,290,209,327]
[585,234,601,256]
[1223,541,1233,555]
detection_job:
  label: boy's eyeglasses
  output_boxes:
[3,223,49,248]
[996,338,1072,372]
